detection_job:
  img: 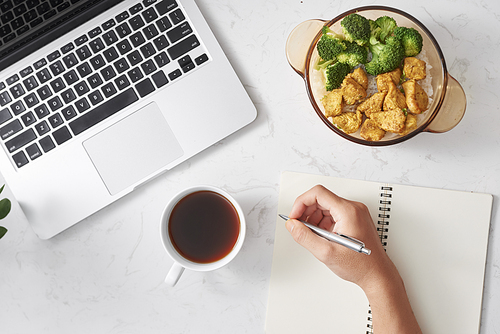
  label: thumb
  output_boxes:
[285,219,332,260]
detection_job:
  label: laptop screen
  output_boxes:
[0,0,123,71]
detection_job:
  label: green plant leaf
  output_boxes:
[0,198,11,220]
[0,226,7,239]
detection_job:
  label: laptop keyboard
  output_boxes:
[0,0,209,168]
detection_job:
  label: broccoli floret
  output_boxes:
[393,26,423,57]
[368,19,381,45]
[365,35,405,76]
[316,34,346,61]
[324,62,351,91]
[375,16,398,42]
[336,40,368,67]
[341,13,371,46]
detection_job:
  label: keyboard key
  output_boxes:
[36,68,52,83]
[34,120,50,136]
[130,31,145,47]
[33,58,47,70]
[10,83,25,98]
[87,73,103,89]
[75,34,88,46]
[60,73,77,89]
[143,0,157,7]
[142,8,158,23]
[103,46,119,62]
[24,92,39,107]
[129,15,145,30]
[39,135,55,153]
[167,21,192,43]
[47,50,61,61]
[0,119,23,140]
[154,51,170,67]
[116,11,129,23]
[140,42,156,58]
[127,50,143,66]
[69,88,138,135]
[36,85,52,100]
[129,3,143,15]
[168,69,181,81]
[48,113,63,128]
[76,62,92,78]
[63,53,78,68]
[153,35,169,51]
[167,34,200,60]
[102,18,116,30]
[156,16,171,32]
[6,74,19,85]
[113,58,129,73]
[47,96,63,111]
[116,22,132,38]
[61,88,76,103]
[89,54,105,70]
[88,90,103,105]
[74,81,89,96]
[152,70,168,88]
[52,126,72,145]
[169,8,184,25]
[21,111,36,126]
[11,100,26,115]
[5,128,36,153]
[61,105,77,120]
[102,30,118,46]
[75,45,92,61]
[0,91,12,106]
[20,66,33,77]
[116,39,132,55]
[0,108,12,125]
[23,75,39,91]
[127,67,143,83]
[88,26,102,38]
[100,65,116,81]
[75,97,90,113]
[155,0,177,15]
[143,24,158,40]
[12,151,29,168]
[135,78,155,97]
[61,42,74,54]
[49,60,65,76]
[89,38,105,53]
[34,104,50,118]
[141,59,157,75]
[101,82,117,98]
[114,75,130,90]
[50,77,65,93]
[26,143,42,160]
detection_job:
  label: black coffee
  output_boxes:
[168,191,240,264]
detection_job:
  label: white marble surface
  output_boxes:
[1,0,499,333]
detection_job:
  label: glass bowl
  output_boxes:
[285,6,466,146]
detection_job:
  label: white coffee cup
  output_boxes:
[160,185,246,286]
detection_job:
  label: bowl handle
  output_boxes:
[424,74,466,133]
[285,19,327,77]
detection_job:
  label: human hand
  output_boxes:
[285,185,395,292]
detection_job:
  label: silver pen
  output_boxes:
[279,214,371,255]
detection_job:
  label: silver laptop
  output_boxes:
[0,0,256,239]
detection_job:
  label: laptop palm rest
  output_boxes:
[83,102,184,195]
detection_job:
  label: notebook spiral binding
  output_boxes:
[366,185,394,333]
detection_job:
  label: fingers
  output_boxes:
[285,218,333,263]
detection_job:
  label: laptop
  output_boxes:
[0,0,256,239]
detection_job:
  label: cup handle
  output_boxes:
[424,74,467,133]
[285,19,327,77]
[165,262,185,286]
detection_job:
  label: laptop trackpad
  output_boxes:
[83,102,184,195]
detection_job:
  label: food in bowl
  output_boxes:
[313,12,433,141]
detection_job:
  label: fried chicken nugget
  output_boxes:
[346,67,369,90]
[376,68,402,92]
[331,110,363,134]
[383,83,407,111]
[341,77,367,105]
[399,113,418,136]
[360,119,386,141]
[403,57,426,80]
[357,91,386,118]
[402,79,428,114]
[321,89,344,118]
[369,108,407,133]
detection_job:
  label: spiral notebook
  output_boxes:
[265,171,492,334]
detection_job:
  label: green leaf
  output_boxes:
[0,226,7,239]
[0,198,11,220]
